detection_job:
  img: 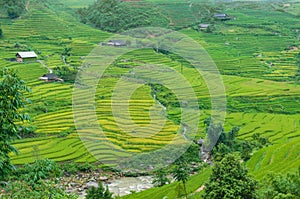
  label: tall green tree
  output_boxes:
[0,0,26,18]
[0,68,30,180]
[203,154,257,199]
[257,168,300,199]
[86,181,113,199]
[172,161,190,199]
[152,169,170,187]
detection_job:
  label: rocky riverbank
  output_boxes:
[56,171,153,198]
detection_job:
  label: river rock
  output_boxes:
[99,176,108,181]
[86,181,99,188]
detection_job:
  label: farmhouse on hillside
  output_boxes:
[107,40,127,47]
[199,24,211,30]
[16,51,38,62]
[214,13,229,20]
[39,73,63,82]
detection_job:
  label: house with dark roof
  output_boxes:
[214,13,229,20]
[16,51,38,62]
[39,73,63,82]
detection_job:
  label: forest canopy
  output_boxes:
[0,0,26,18]
[77,0,169,33]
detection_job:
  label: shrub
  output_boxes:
[2,180,77,199]
[86,181,113,199]
[77,162,96,172]
[17,159,62,187]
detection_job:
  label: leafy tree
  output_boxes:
[204,119,269,161]
[203,154,257,199]
[172,161,190,199]
[77,0,169,33]
[0,68,30,180]
[53,66,77,83]
[86,181,113,199]
[2,180,77,199]
[0,0,26,19]
[17,159,62,187]
[152,169,170,187]
[0,27,2,37]
[257,168,300,199]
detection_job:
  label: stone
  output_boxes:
[86,181,99,188]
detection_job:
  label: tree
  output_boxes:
[203,154,257,199]
[0,0,26,19]
[257,167,300,199]
[0,68,30,180]
[0,27,2,37]
[152,169,170,187]
[172,161,190,199]
[86,181,113,199]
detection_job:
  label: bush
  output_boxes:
[61,163,78,175]
[257,168,300,199]
[0,0,26,19]
[86,181,113,199]
[17,159,62,187]
[2,180,77,199]
[77,162,96,172]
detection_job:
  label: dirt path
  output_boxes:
[195,185,205,192]
[26,0,30,12]
[37,60,52,73]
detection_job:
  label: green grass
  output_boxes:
[122,168,212,199]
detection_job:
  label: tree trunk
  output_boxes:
[183,182,187,199]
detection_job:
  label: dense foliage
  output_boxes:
[152,169,170,187]
[77,0,169,32]
[0,69,30,180]
[205,119,269,161]
[53,66,77,83]
[1,180,77,199]
[203,154,257,199]
[1,159,98,198]
[16,159,62,187]
[86,181,113,199]
[257,168,300,199]
[0,0,26,18]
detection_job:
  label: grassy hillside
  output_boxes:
[0,0,299,197]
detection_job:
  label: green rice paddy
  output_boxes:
[0,0,299,185]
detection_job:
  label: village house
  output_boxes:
[214,13,229,20]
[107,40,127,47]
[16,51,38,62]
[199,24,211,31]
[39,73,63,82]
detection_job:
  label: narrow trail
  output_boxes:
[195,185,205,192]
[26,0,30,12]
[37,60,52,73]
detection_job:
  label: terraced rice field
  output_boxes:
[0,0,299,179]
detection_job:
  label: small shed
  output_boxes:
[107,40,127,47]
[16,51,38,62]
[199,24,211,30]
[214,13,229,20]
[39,73,63,82]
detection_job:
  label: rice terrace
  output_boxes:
[0,0,299,198]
